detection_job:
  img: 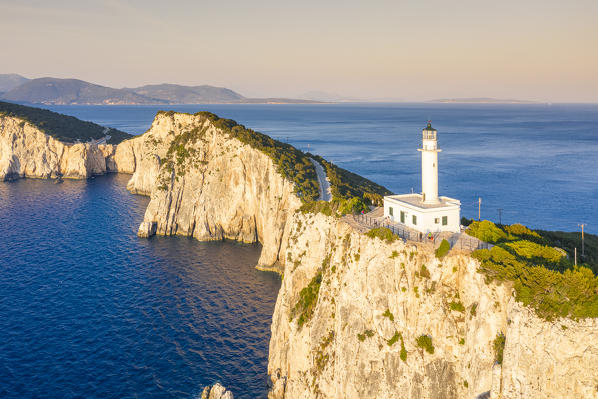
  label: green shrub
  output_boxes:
[400,341,407,361]
[338,196,369,215]
[474,245,598,320]
[470,303,478,318]
[493,333,506,365]
[435,239,451,258]
[449,301,465,312]
[382,309,395,322]
[366,227,397,243]
[291,271,323,327]
[390,250,399,259]
[459,338,465,345]
[387,331,400,346]
[420,264,431,279]
[466,220,507,243]
[504,240,564,264]
[416,335,434,354]
[358,329,375,341]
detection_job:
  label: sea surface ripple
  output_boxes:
[0,174,280,398]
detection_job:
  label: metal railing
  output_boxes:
[356,214,490,251]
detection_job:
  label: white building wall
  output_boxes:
[384,200,460,234]
[421,149,439,203]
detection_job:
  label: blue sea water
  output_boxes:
[45,103,598,233]
[0,174,280,398]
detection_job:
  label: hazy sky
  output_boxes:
[1,0,597,101]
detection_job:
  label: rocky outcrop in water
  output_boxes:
[0,116,117,180]
[201,383,234,399]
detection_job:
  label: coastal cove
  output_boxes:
[43,102,598,234]
[0,174,279,399]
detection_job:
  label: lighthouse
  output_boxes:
[383,122,461,234]
[419,122,440,204]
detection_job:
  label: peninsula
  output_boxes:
[0,74,320,105]
[1,104,597,399]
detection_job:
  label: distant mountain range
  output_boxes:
[429,97,538,104]
[0,74,320,105]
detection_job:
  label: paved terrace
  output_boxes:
[342,207,490,252]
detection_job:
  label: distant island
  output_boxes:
[0,74,321,105]
[429,97,539,104]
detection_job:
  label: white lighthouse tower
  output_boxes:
[419,122,440,204]
[383,122,461,234]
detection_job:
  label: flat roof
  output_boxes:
[385,194,460,209]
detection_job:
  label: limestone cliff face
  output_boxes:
[121,112,302,268]
[0,115,116,180]
[267,211,598,399]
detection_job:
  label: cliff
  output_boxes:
[117,111,303,268]
[267,212,598,398]
[0,115,118,180]
[3,109,598,398]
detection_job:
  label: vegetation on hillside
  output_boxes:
[0,100,132,144]
[157,110,391,210]
[467,220,598,320]
[177,111,321,202]
[291,271,323,328]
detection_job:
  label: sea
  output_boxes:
[1,103,596,398]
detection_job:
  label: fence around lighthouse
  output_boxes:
[355,213,489,251]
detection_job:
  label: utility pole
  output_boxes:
[578,223,586,259]
[478,197,482,221]
[575,247,577,266]
[497,208,503,225]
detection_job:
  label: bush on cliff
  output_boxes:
[493,333,506,365]
[159,111,321,202]
[435,239,451,258]
[299,196,369,217]
[366,227,398,243]
[291,270,323,328]
[416,335,434,354]
[468,220,598,320]
[474,245,598,320]
[466,220,507,243]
